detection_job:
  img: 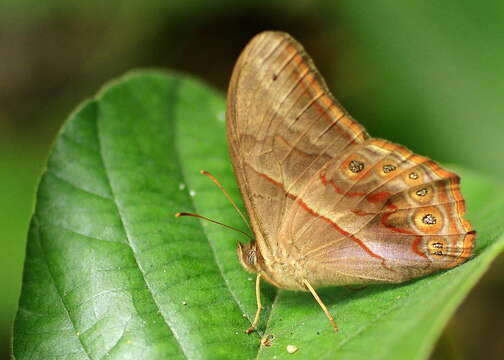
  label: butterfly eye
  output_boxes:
[247,250,257,265]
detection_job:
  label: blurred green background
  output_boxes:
[1,1,503,358]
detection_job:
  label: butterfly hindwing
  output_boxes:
[292,140,474,285]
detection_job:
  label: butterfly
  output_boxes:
[222,31,476,333]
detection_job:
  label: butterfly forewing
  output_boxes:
[227,32,368,254]
[227,31,474,289]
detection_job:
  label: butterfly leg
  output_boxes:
[303,279,338,332]
[245,273,263,334]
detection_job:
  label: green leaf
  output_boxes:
[14,71,504,359]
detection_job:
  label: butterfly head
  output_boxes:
[237,241,261,273]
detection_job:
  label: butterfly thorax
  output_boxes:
[237,241,309,291]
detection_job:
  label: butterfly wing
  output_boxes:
[227,31,474,287]
[227,31,368,258]
[285,139,475,286]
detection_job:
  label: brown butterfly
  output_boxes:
[224,31,475,334]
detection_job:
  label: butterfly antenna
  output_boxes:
[200,170,252,233]
[175,212,253,241]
